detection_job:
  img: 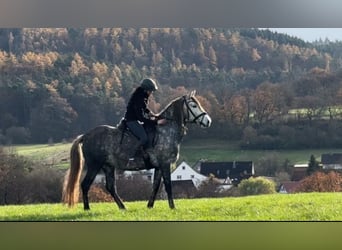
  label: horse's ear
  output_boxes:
[189,90,196,97]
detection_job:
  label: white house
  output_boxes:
[170,161,208,188]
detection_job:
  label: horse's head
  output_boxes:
[183,90,212,128]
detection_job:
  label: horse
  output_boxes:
[62,90,212,210]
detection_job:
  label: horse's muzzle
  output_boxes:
[200,114,212,128]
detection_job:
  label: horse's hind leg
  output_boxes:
[102,165,125,210]
[147,168,162,208]
[81,162,101,210]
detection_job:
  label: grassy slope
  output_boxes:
[1,193,342,221]
[10,139,342,168]
[7,143,71,169]
[179,139,342,165]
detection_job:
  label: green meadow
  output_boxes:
[9,139,342,168]
[1,193,342,221]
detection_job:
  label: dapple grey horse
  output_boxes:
[62,91,211,210]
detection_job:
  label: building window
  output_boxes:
[177,175,182,180]
[182,166,186,170]
[191,175,195,178]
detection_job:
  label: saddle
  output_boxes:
[117,118,157,146]
[116,119,157,168]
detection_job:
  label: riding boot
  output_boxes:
[126,145,141,168]
[145,148,159,167]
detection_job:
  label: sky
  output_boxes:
[263,28,342,42]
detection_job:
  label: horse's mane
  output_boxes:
[157,95,184,128]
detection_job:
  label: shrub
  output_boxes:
[116,175,153,201]
[238,177,276,196]
[76,175,154,203]
[195,174,222,198]
[296,171,342,192]
[87,184,113,203]
[26,166,64,203]
[0,147,64,205]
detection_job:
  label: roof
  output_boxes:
[279,181,301,193]
[200,161,254,179]
[321,153,342,164]
[171,161,208,188]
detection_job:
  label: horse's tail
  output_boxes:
[62,135,84,207]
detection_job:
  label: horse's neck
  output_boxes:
[160,98,184,126]
[158,99,186,141]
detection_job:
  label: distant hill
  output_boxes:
[1,28,342,148]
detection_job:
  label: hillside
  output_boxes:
[2,28,342,150]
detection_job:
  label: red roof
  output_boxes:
[280,181,301,193]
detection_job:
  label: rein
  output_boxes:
[159,96,208,127]
[183,96,208,126]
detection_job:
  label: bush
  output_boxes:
[195,174,222,198]
[0,147,64,205]
[87,184,113,203]
[296,171,342,192]
[238,177,276,196]
[26,166,64,203]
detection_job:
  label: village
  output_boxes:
[93,153,342,197]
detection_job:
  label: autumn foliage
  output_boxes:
[296,171,342,192]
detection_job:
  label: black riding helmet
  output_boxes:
[140,78,158,92]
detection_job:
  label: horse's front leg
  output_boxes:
[147,168,162,208]
[161,163,175,209]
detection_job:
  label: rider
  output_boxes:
[124,78,166,166]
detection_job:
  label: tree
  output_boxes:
[224,94,248,125]
[307,155,321,175]
[252,84,277,125]
[30,84,77,142]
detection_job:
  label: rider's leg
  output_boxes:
[126,121,148,160]
[126,121,158,166]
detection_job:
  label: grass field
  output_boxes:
[8,139,342,168]
[7,143,71,169]
[179,139,342,165]
[1,193,342,221]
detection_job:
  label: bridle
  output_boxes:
[183,96,208,127]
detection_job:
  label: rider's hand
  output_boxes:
[157,119,167,125]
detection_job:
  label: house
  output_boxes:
[291,164,308,181]
[200,161,254,185]
[170,161,208,188]
[321,153,342,169]
[279,181,301,194]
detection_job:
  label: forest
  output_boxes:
[2,28,342,149]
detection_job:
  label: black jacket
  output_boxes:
[124,87,156,125]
